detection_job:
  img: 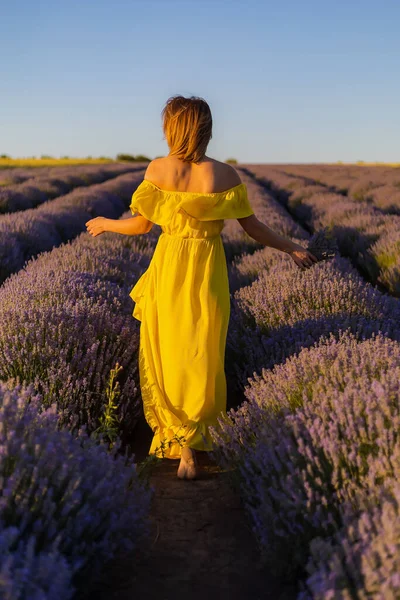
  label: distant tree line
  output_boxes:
[116,154,152,162]
[117,154,238,163]
[1,153,239,163]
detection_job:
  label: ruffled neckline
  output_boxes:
[141,179,246,197]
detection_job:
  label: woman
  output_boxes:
[86,95,318,480]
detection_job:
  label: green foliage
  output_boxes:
[152,431,188,458]
[376,251,398,269]
[40,154,54,159]
[135,453,163,487]
[225,158,238,164]
[136,432,189,486]
[91,362,123,450]
[89,362,164,487]
[0,154,10,159]
[116,153,152,162]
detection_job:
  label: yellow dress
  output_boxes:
[129,179,254,459]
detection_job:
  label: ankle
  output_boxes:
[181,446,196,461]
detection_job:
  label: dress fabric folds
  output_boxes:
[129,179,254,459]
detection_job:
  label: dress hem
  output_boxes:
[147,418,224,459]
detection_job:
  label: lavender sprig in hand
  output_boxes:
[306,227,339,262]
[287,227,338,270]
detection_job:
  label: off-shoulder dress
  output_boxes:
[129,179,254,459]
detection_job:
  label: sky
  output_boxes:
[1,0,399,163]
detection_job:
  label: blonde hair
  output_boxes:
[161,95,212,164]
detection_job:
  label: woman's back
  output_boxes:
[148,154,242,195]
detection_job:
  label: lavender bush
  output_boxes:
[222,176,307,263]
[297,482,400,599]
[227,252,400,392]
[0,219,156,442]
[245,165,400,297]
[210,330,400,586]
[367,226,400,296]
[0,380,153,599]
[0,528,74,600]
[369,184,400,214]
[0,164,142,214]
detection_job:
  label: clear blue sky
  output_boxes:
[1,0,399,163]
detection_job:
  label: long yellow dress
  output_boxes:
[129,179,254,459]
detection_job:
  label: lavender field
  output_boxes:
[1,163,400,598]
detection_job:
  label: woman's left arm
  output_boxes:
[86,215,153,237]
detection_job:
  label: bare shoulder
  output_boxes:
[209,159,242,189]
[223,163,243,187]
[144,158,163,180]
[144,156,242,192]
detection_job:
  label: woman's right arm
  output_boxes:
[106,215,153,236]
[238,215,318,269]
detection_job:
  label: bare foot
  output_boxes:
[177,446,198,480]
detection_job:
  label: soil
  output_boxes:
[84,415,298,600]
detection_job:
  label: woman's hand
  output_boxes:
[85,217,109,237]
[287,243,319,270]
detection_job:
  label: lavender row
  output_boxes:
[222,172,308,264]
[0,170,146,285]
[0,380,153,599]
[244,165,400,297]
[212,257,400,595]
[266,166,400,301]
[0,163,144,214]
[258,163,400,196]
[0,165,87,186]
[210,329,400,598]
[243,163,400,211]
[0,162,149,186]
[298,480,400,598]
[0,205,158,444]
[269,163,400,215]
[210,172,400,596]
[227,169,399,388]
[228,245,400,397]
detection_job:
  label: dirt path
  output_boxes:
[86,416,297,600]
